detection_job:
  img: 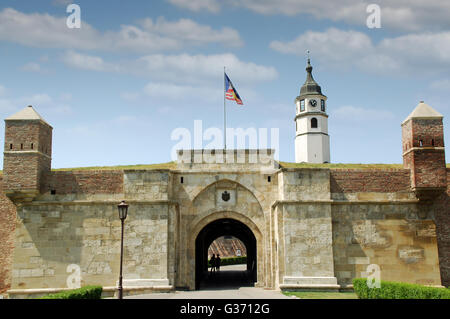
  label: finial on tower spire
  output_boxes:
[305,50,313,75]
[298,50,324,98]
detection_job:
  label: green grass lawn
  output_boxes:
[283,291,358,299]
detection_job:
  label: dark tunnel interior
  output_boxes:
[195,218,257,290]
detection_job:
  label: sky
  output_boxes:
[0,0,449,169]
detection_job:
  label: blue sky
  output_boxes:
[0,0,449,168]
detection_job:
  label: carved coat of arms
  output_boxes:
[222,191,230,202]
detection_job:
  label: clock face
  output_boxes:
[309,99,317,107]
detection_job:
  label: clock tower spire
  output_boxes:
[294,57,330,163]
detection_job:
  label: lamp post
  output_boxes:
[117,200,129,299]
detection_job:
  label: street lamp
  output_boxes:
[117,200,129,299]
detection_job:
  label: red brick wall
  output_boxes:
[410,149,447,189]
[411,119,444,148]
[3,120,52,192]
[433,169,450,287]
[402,118,446,189]
[330,169,411,193]
[46,170,124,194]
[402,120,413,154]
[3,153,40,190]
[0,176,17,294]
[38,123,52,157]
[4,121,52,157]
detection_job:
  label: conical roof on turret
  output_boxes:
[5,105,51,127]
[299,59,325,98]
[402,101,443,125]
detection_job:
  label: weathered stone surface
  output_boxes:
[0,110,448,295]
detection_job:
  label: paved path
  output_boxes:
[123,265,292,299]
[124,287,292,299]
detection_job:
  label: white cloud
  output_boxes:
[270,28,450,75]
[170,0,450,32]
[136,53,278,85]
[228,0,450,31]
[0,8,102,50]
[0,8,242,53]
[167,0,220,13]
[62,51,278,85]
[270,28,373,67]
[61,51,119,72]
[377,32,450,64]
[139,17,242,46]
[0,87,72,116]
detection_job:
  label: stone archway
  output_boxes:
[189,211,264,290]
[195,218,257,289]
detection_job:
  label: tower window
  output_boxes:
[31,143,34,150]
[268,176,271,183]
[300,99,305,112]
[180,176,184,184]
[321,99,325,112]
[21,144,23,150]
[311,117,318,128]
[431,139,435,146]
[419,139,423,147]
[9,144,12,150]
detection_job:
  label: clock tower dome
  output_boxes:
[294,58,330,163]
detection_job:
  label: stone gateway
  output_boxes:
[0,62,448,298]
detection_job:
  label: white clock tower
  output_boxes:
[294,58,330,163]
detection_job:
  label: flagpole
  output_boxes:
[224,66,227,150]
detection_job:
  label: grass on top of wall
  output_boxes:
[44,162,441,171]
[278,162,406,169]
[0,163,449,174]
[51,161,177,171]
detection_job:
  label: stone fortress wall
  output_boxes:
[1,162,448,295]
[0,102,448,297]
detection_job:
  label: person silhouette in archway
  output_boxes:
[210,254,216,275]
[215,254,221,272]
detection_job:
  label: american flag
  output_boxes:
[224,73,243,105]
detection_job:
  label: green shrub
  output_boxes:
[208,256,247,267]
[353,278,450,299]
[39,286,103,299]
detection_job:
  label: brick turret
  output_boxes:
[3,105,52,202]
[402,101,446,199]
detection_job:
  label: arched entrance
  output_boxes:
[195,218,257,290]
